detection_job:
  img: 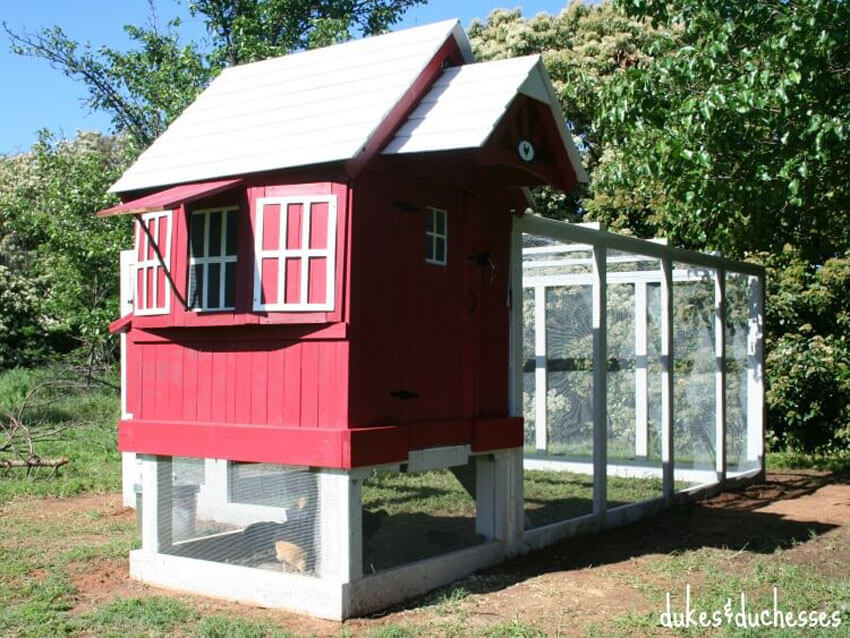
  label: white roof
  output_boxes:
[383,55,588,182]
[110,19,472,194]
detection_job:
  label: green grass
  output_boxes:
[0,365,122,504]
[768,449,850,474]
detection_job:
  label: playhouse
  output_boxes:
[101,19,765,620]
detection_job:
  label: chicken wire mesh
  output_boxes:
[155,459,321,575]
[361,467,481,573]
[522,234,596,525]
[672,265,717,488]
[606,251,664,508]
[726,272,760,475]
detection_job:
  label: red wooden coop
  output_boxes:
[100,19,585,619]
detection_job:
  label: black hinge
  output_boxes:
[393,200,421,213]
[389,389,419,400]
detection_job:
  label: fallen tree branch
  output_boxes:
[0,456,69,469]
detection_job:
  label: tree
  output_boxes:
[0,132,132,374]
[589,0,850,260]
[5,0,426,148]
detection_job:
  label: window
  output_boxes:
[188,207,239,311]
[253,196,337,311]
[135,211,172,315]
[426,207,447,265]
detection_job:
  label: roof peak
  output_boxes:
[217,19,468,77]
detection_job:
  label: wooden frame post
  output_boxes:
[660,257,675,503]
[592,244,607,520]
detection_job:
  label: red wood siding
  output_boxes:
[129,335,349,429]
[347,166,513,434]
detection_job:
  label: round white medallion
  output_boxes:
[517,139,535,163]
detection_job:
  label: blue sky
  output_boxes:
[1,1,568,155]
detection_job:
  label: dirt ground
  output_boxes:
[24,470,850,636]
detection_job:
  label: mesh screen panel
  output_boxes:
[606,251,664,509]
[672,266,717,488]
[161,459,321,576]
[606,281,636,460]
[546,285,594,457]
[521,234,595,526]
[726,273,759,475]
[647,283,664,462]
[361,468,480,573]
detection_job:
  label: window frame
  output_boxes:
[188,206,240,312]
[134,210,173,316]
[253,195,337,312]
[425,206,448,266]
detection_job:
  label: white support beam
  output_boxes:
[475,454,496,539]
[517,214,764,277]
[139,454,172,552]
[634,281,649,459]
[592,245,607,519]
[523,268,714,288]
[534,285,548,452]
[747,275,765,470]
[660,257,675,503]
[318,470,362,583]
[715,270,727,483]
[475,450,524,550]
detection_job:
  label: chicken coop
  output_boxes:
[101,19,764,620]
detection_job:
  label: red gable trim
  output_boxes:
[345,36,464,178]
[95,178,244,218]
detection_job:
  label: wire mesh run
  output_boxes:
[361,467,482,573]
[154,459,321,575]
[518,221,764,523]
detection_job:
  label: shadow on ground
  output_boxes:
[377,470,844,616]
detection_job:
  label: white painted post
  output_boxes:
[592,245,607,521]
[475,449,524,553]
[747,275,765,470]
[534,285,548,452]
[634,281,649,459]
[318,470,362,583]
[660,257,675,503]
[119,249,138,508]
[139,454,172,552]
[475,454,496,539]
[715,269,727,483]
